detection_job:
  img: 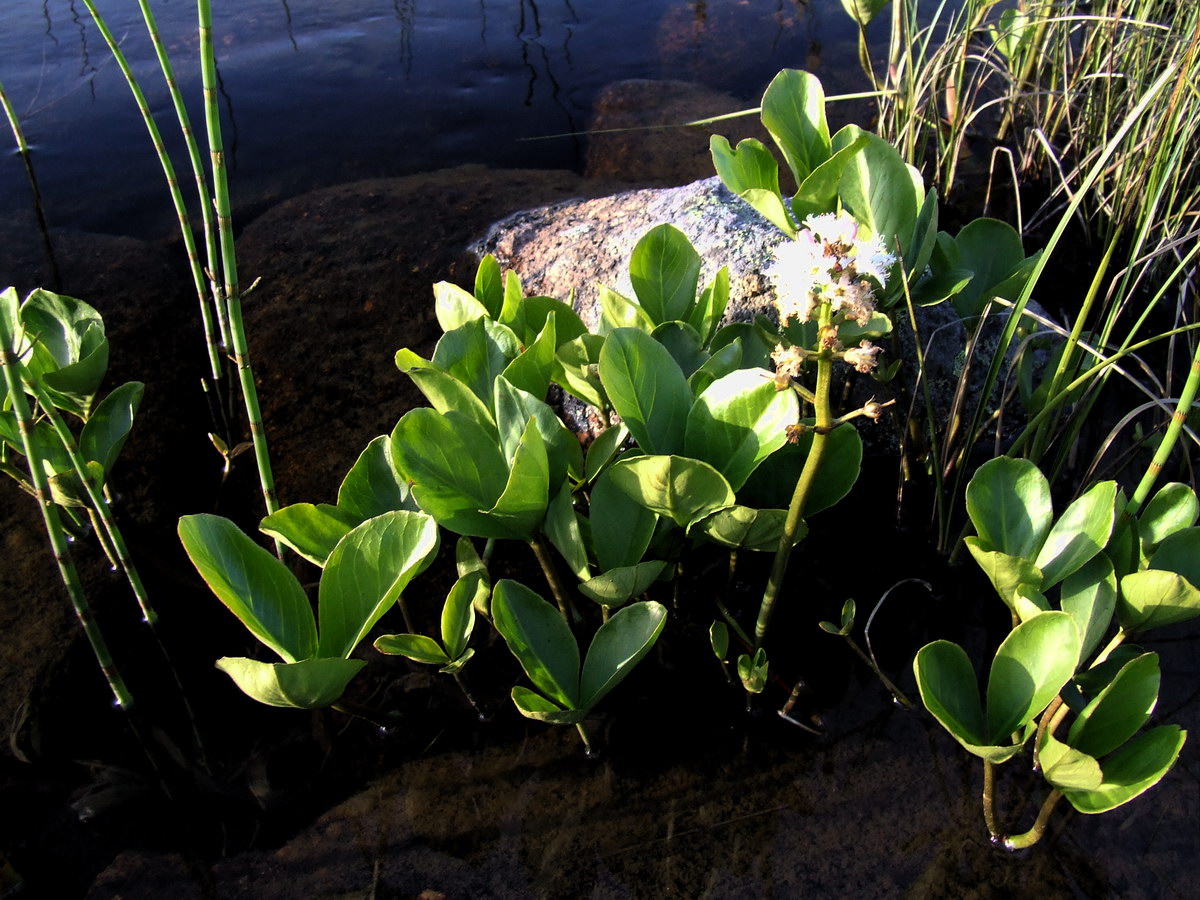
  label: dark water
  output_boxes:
[1,0,859,242]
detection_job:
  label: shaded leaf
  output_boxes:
[215,657,365,709]
[259,503,360,567]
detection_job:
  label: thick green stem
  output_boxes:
[982,759,1000,840]
[1003,790,1064,850]
[0,317,132,710]
[755,314,834,650]
[530,535,573,622]
[198,0,281,537]
[575,721,596,755]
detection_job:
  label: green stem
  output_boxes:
[1003,790,1064,850]
[0,315,133,710]
[982,759,1000,840]
[198,1,281,542]
[530,535,573,622]
[575,720,596,755]
[840,634,915,709]
[755,310,834,650]
[79,1,224,383]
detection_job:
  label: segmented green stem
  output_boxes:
[20,374,157,624]
[78,1,223,382]
[0,77,28,153]
[755,308,834,651]
[135,0,229,354]
[199,0,282,532]
[0,316,132,710]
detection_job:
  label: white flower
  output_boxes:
[842,340,882,373]
[850,233,896,286]
[767,234,828,324]
[803,212,859,248]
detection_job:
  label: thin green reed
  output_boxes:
[0,305,133,711]
[198,0,282,528]
[78,1,224,383]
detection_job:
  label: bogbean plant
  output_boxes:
[915,457,1196,847]
[179,69,1057,750]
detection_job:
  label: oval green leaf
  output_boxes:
[492,580,580,709]
[600,327,693,456]
[373,633,450,666]
[986,611,1080,742]
[215,657,366,709]
[580,600,667,711]
[260,503,360,567]
[1033,481,1117,588]
[966,457,1052,560]
[608,455,735,529]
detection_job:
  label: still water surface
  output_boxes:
[1,1,857,240]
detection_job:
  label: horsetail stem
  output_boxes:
[0,310,133,711]
[78,1,224,383]
[199,0,283,537]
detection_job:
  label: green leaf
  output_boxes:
[579,561,669,608]
[178,514,316,663]
[492,580,580,709]
[910,267,973,307]
[839,0,890,27]
[1033,481,1117,588]
[709,135,797,237]
[686,267,730,347]
[965,538,1045,610]
[1039,733,1103,791]
[590,459,658,571]
[432,317,521,410]
[835,127,919,260]
[1139,483,1199,551]
[544,482,590,581]
[598,285,655,336]
[738,420,861,515]
[949,218,1030,319]
[434,280,490,332]
[693,505,803,552]
[688,339,743,396]
[579,600,667,709]
[1059,554,1116,662]
[791,132,869,221]
[337,435,416,521]
[473,255,505,318]
[501,311,557,401]
[441,568,484,661]
[608,455,735,529]
[510,686,585,725]
[651,322,708,379]
[394,348,495,433]
[584,422,629,484]
[390,409,512,538]
[493,376,582,485]
[966,457,1052,560]
[1118,569,1200,632]
[1062,725,1186,814]
[79,381,142,477]
[215,657,366,709]
[710,621,729,660]
[259,503,361,567]
[737,648,769,693]
[629,224,701,326]
[685,368,798,490]
[554,333,608,410]
[373,633,450,665]
[914,640,987,748]
[760,69,831,186]
[600,328,693,456]
[317,510,440,659]
[710,320,774,369]
[987,611,1080,741]
[481,417,551,540]
[314,513,441,662]
[515,296,588,348]
[20,289,110,416]
[497,270,527,334]
[1068,652,1160,759]
[1147,527,1200,588]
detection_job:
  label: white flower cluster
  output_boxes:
[767,212,895,328]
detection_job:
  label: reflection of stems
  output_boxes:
[755,307,834,650]
[1003,790,1063,850]
[0,321,132,710]
[0,78,61,289]
[530,534,573,622]
[332,699,399,731]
